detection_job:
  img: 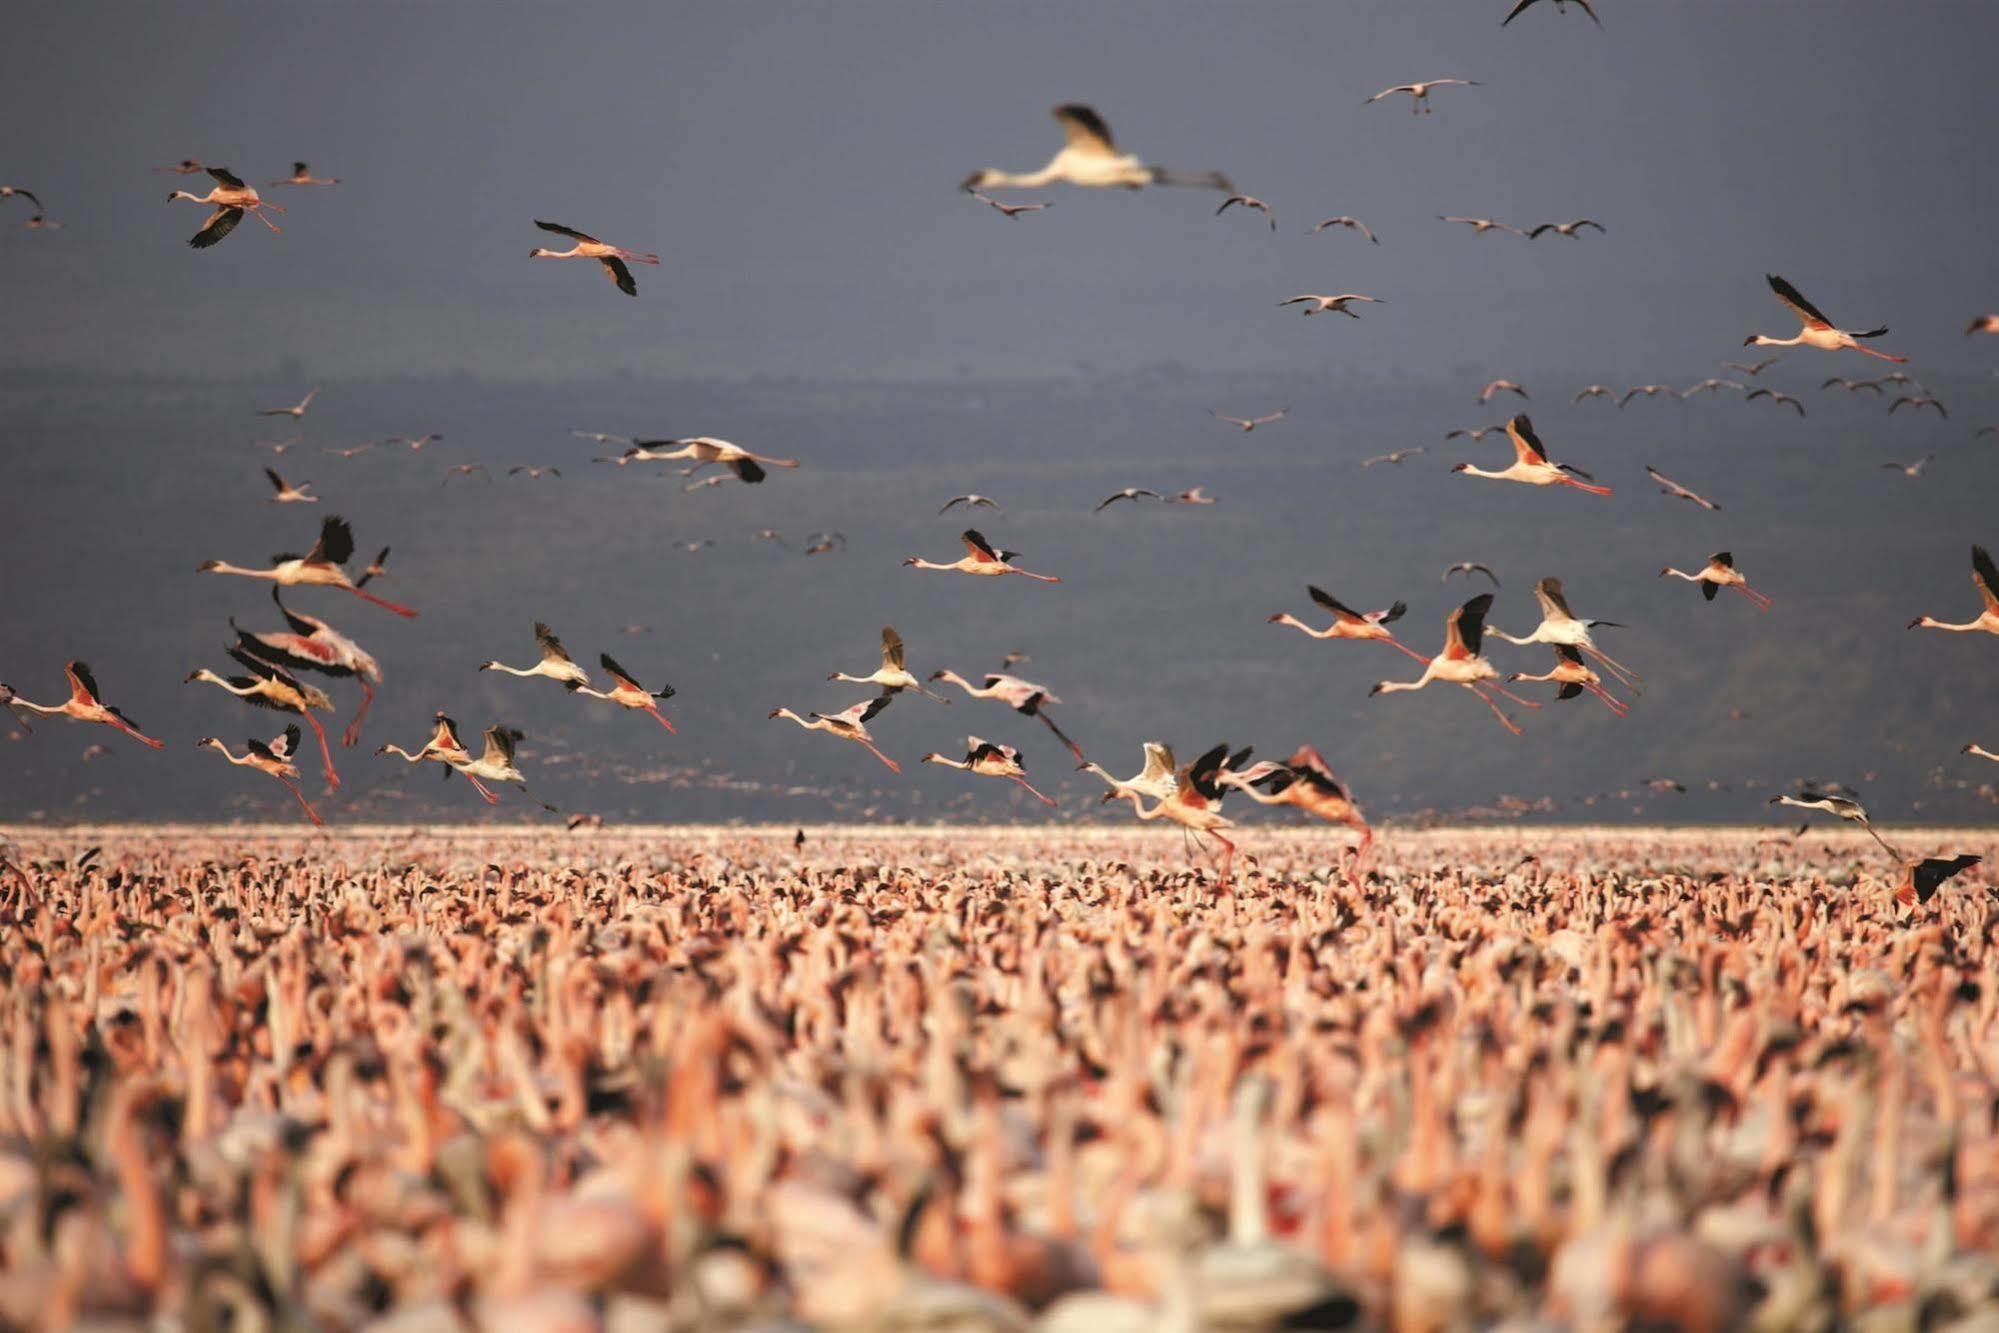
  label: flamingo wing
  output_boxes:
[1052,104,1118,156]
[1766,274,1834,330]
[962,529,1003,563]
[535,219,599,243]
[1506,414,1548,465]
[1972,545,1999,610]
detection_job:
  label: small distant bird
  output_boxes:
[153,160,206,176]
[1746,273,1906,362]
[258,387,319,419]
[1822,376,1884,394]
[960,103,1234,193]
[1723,356,1781,377]
[1890,395,1948,419]
[355,547,391,588]
[1572,385,1615,404]
[1880,456,1934,479]
[922,736,1055,806]
[1363,448,1425,467]
[1443,562,1500,588]
[389,433,445,451]
[320,442,376,459]
[803,532,846,556]
[508,465,561,479]
[1445,425,1505,442]
[1441,216,1524,237]
[481,622,591,690]
[22,215,61,231]
[769,694,898,772]
[1503,0,1601,26]
[753,529,788,548]
[1908,545,1999,636]
[1212,408,1288,432]
[1366,79,1480,114]
[264,467,316,504]
[1528,219,1605,238]
[570,430,633,445]
[939,494,1002,514]
[443,463,491,485]
[1746,387,1807,417]
[1977,426,1999,439]
[0,185,43,209]
[1279,293,1383,318]
[269,161,338,187]
[1619,384,1676,408]
[1646,465,1720,510]
[1216,195,1276,229]
[1479,379,1529,404]
[1965,315,1999,336]
[1452,414,1610,494]
[1168,487,1216,505]
[575,654,677,732]
[168,167,284,248]
[1897,854,1982,909]
[1310,215,1378,243]
[1769,788,1897,856]
[568,813,605,831]
[1095,487,1162,511]
[674,539,715,553]
[1660,551,1771,611]
[1682,378,1744,398]
[969,191,1050,220]
[529,220,660,296]
[905,529,1060,582]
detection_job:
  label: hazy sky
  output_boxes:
[3,1,1997,382]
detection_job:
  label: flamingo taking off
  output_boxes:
[905,530,1060,583]
[1080,741,1180,802]
[1908,545,1999,636]
[1509,645,1630,717]
[450,725,557,810]
[1368,594,1541,735]
[573,654,677,731]
[1486,576,1642,693]
[960,104,1233,193]
[257,387,319,419]
[928,668,1086,762]
[632,436,801,482]
[1103,743,1241,891]
[263,467,316,503]
[186,647,340,791]
[921,736,1056,806]
[168,167,283,248]
[829,627,949,701]
[769,694,899,772]
[480,622,591,690]
[376,712,498,803]
[1268,587,1427,663]
[1660,551,1772,611]
[1745,274,1906,362]
[1770,788,1899,857]
[1365,79,1480,114]
[268,161,339,187]
[1896,854,1982,909]
[198,515,419,618]
[231,590,383,747]
[1220,745,1373,860]
[198,725,322,825]
[4,661,164,749]
[1451,414,1611,494]
[529,220,660,296]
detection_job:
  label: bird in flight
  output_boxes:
[1479,379,1529,404]
[829,627,950,702]
[257,386,319,419]
[968,191,1050,220]
[198,725,322,825]
[1572,385,1614,405]
[1443,562,1500,588]
[905,529,1060,582]
[921,737,1056,807]
[1527,219,1605,239]
[574,655,678,732]
[939,494,1002,514]
[769,694,899,772]
[442,463,491,485]
[1279,293,1383,318]
[154,159,206,175]
[1896,855,1982,910]
[5,662,165,750]
[1724,356,1782,377]
[1890,395,1948,419]
[0,185,43,210]
[1441,216,1524,237]
[1362,448,1425,467]
[1216,195,1276,229]
[1452,414,1611,495]
[1769,788,1899,857]
[961,103,1233,193]
[1211,408,1288,432]
[1269,587,1426,662]
[529,220,660,297]
[1681,378,1744,398]
[1619,384,1677,408]
[1365,79,1480,115]
[22,215,62,231]
[1310,216,1378,243]
[1821,376,1884,394]
[1908,545,1999,637]
[388,433,445,451]
[1880,456,1934,479]
[1503,0,1601,26]
[199,515,418,618]
[263,467,316,504]
[1746,274,1906,362]
[481,622,591,690]
[570,430,633,446]
[1369,595,1540,736]
[803,532,846,556]
[1509,645,1629,717]
[269,161,339,187]
[508,465,562,480]
[1746,387,1807,417]
[168,166,284,248]
[320,442,377,459]
[1445,425,1505,442]
[1095,487,1163,511]
[1646,466,1721,510]
[1168,486,1216,505]
[1660,551,1771,612]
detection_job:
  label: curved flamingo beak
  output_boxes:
[766,709,782,719]
[1742,335,1760,346]
[1450,463,1470,473]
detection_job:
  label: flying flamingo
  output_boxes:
[0,185,43,209]
[1646,465,1721,511]
[231,590,382,746]
[4,661,164,749]
[529,220,660,296]
[186,648,340,791]
[920,736,1056,806]
[1745,273,1906,362]
[1267,587,1427,662]
[629,436,801,482]
[927,668,1086,762]
[1529,218,1606,239]
[268,161,339,187]
[1368,594,1541,735]
[376,713,498,803]
[1219,744,1373,861]
[1769,788,1899,857]
[1908,545,1999,637]
[1103,743,1240,891]
[769,694,899,772]
[1216,195,1276,228]
[968,190,1051,219]
[1485,576,1642,692]
[198,515,419,617]
[960,103,1233,193]
[1508,644,1629,716]
[168,167,283,248]
[573,654,676,731]
[1310,215,1378,242]
[905,529,1060,582]
[1364,78,1480,114]
[1278,293,1384,318]
[197,725,323,825]
[829,626,950,701]
[480,622,591,690]
[1478,379,1529,403]
[1660,551,1772,611]
[263,467,316,503]
[1080,741,1180,802]
[256,387,319,419]
[1451,415,1611,495]
[1211,408,1288,432]
[451,725,558,810]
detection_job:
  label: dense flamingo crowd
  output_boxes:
[1,825,1997,1331]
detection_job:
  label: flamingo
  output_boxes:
[1880,456,1934,479]
[1080,742,1180,802]
[1310,215,1378,243]
[1216,194,1276,228]
[1890,395,1949,419]
[1618,384,1676,408]
[1095,487,1162,510]
[1682,378,1745,397]
[153,159,205,175]
[829,627,949,701]
[1769,789,1899,857]
[1660,551,1772,611]
[960,104,1233,193]
[769,694,899,772]
[1220,744,1373,860]
[1746,387,1807,417]
[928,669,1086,762]
[1365,79,1480,114]
[1362,448,1425,467]
[4,661,164,749]
[1528,219,1606,238]
[355,547,391,588]
[1908,545,1999,636]
[268,161,338,187]
[803,531,845,555]
[263,467,316,503]
[1443,217,1524,237]
[939,494,1002,514]
[0,185,42,209]
[1962,743,1999,763]
[507,465,561,479]
[168,167,283,248]
[1278,293,1383,318]
[389,432,446,451]
[570,429,633,445]
[528,220,660,296]
[257,387,318,419]
[186,648,340,791]
[1104,743,1240,891]
[968,190,1051,219]
[1822,376,1884,394]
[480,622,591,690]
[376,713,499,803]
[632,436,800,482]
[1451,414,1611,495]
[1724,355,1781,376]
[197,725,322,825]
[1896,854,1982,909]
[1504,0,1601,25]
[1478,379,1529,403]
[451,725,557,809]
[231,590,383,747]
[1647,465,1722,510]
[1745,274,1906,362]
[1212,408,1288,432]
[198,515,419,618]
[1368,594,1540,736]
[920,736,1056,807]
[905,530,1060,583]
[22,215,61,231]
[1445,425,1505,442]
[573,654,677,731]
[1486,576,1642,692]
[1508,645,1630,716]
[1268,587,1427,663]
[1573,384,1615,404]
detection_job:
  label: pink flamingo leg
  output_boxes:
[1211,831,1236,894]
[281,779,325,827]
[1037,712,1087,765]
[1560,477,1614,496]
[1735,583,1773,613]
[1583,645,1643,692]
[300,712,339,791]
[1465,685,1523,736]
[1008,774,1057,807]
[1850,343,1907,363]
[1584,682,1630,717]
[1488,683,1546,710]
[1011,569,1062,584]
[860,741,901,774]
[109,718,166,750]
[345,585,420,618]
[1384,637,1434,665]
[644,705,677,734]
[342,683,376,749]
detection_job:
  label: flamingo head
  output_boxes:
[1367,683,1388,697]
[1266,612,1287,623]
[1907,617,1926,629]
[959,171,988,192]
[902,556,921,566]
[196,560,223,572]
[529,247,555,259]
[1450,463,1471,474]
[766,708,783,720]
[927,670,949,682]
[183,670,203,684]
